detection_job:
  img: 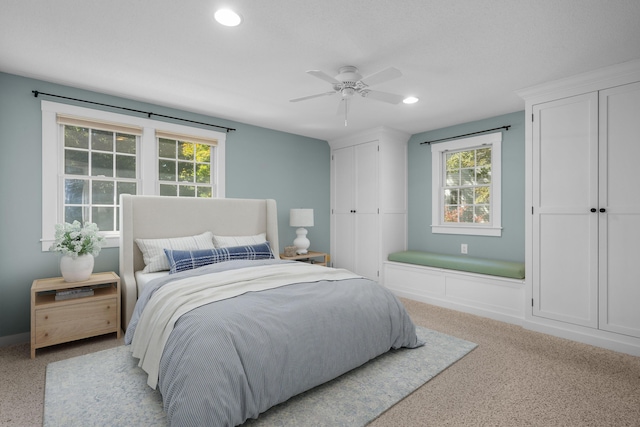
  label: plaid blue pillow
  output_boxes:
[164,242,274,274]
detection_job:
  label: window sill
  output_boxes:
[431,225,502,237]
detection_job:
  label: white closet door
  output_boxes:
[332,146,356,272]
[353,142,379,280]
[532,92,599,327]
[599,82,640,338]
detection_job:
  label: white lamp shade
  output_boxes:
[289,209,314,227]
[290,209,313,254]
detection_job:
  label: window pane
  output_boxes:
[65,206,87,224]
[159,138,176,158]
[178,142,194,160]
[446,169,460,186]
[475,205,490,223]
[461,168,475,185]
[65,149,88,175]
[91,129,113,151]
[91,152,113,177]
[92,206,114,232]
[197,186,212,198]
[446,152,460,170]
[460,150,475,168]
[179,185,195,197]
[476,148,491,166]
[117,182,136,200]
[477,166,491,184]
[178,161,194,182]
[475,186,490,204]
[444,189,458,205]
[196,144,210,162]
[460,188,474,204]
[196,163,210,184]
[65,126,88,149]
[92,180,114,204]
[460,206,474,223]
[159,160,176,181]
[65,179,88,204]
[444,206,459,223]
[116,134,136,154]
[116,154,136,178]
[160,184,177,196]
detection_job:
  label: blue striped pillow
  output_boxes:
[164,242,274,274]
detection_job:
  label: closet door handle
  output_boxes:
[599,208,606,213]
[590,208,597,212]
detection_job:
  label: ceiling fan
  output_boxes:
[290,65,405,125]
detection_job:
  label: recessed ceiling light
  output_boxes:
[403,96,419,104]
[214,8,242,27]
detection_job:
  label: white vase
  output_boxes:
[60,254,94,282]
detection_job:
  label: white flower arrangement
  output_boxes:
[49,221,106,258]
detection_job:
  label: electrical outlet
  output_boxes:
[461,244,468,254]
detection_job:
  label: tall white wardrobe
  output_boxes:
[519,59,640,356]
[329,127,409,282]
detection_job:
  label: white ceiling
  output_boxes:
[2,0,640,141]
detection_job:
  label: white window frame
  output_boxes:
[41,100,226,250]
[431,132,502,237]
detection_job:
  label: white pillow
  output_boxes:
[136,231,215,273]
[212,233,267,248]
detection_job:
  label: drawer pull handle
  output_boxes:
[44,333,48,337]
[45,316,48,320]
[107,306,110,309]
[107,321,111,325]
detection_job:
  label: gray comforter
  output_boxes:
[125,259,421,427]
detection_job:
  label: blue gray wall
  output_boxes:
[0,71,525,342]
[407,111,525,262]
[0,72,330,340]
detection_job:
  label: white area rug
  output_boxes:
[44,327,476,426]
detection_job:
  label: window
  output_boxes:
[41,100,226,250]
[431,132,502,236]
[156,131,216,198]
[58,115,141,232]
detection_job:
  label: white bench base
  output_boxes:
[383,261,525,325]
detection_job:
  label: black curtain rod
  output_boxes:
[32,90,236,133]
[420,125,510,145]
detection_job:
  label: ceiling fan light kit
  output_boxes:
[290,65,412,126]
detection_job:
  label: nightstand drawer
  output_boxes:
[35,298,117,346]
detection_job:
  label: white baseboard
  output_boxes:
[383,261,525,326]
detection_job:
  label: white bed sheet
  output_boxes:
[135,270,169,295]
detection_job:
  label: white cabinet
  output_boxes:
[520,59,640,355]
[531,92,599,328]
[330,127,409,281]
[598,82,640,338]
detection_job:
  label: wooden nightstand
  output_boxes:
[30,271,121,358]
[279,250,330,266]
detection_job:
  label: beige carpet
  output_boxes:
[2,298,639,426]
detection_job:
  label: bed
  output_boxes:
[119,195,422,426]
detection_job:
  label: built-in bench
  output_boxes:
[387,251,525,280]
[383,251,526,325]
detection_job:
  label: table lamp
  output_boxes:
[289,208,314,254]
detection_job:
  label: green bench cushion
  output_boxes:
[388,251,525,280]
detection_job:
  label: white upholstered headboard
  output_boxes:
[119,195,280,329]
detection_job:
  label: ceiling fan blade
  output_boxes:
[307,70,341,85]
[362,89,405,104]
[360,67,402,87]
[289,91,336,102]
